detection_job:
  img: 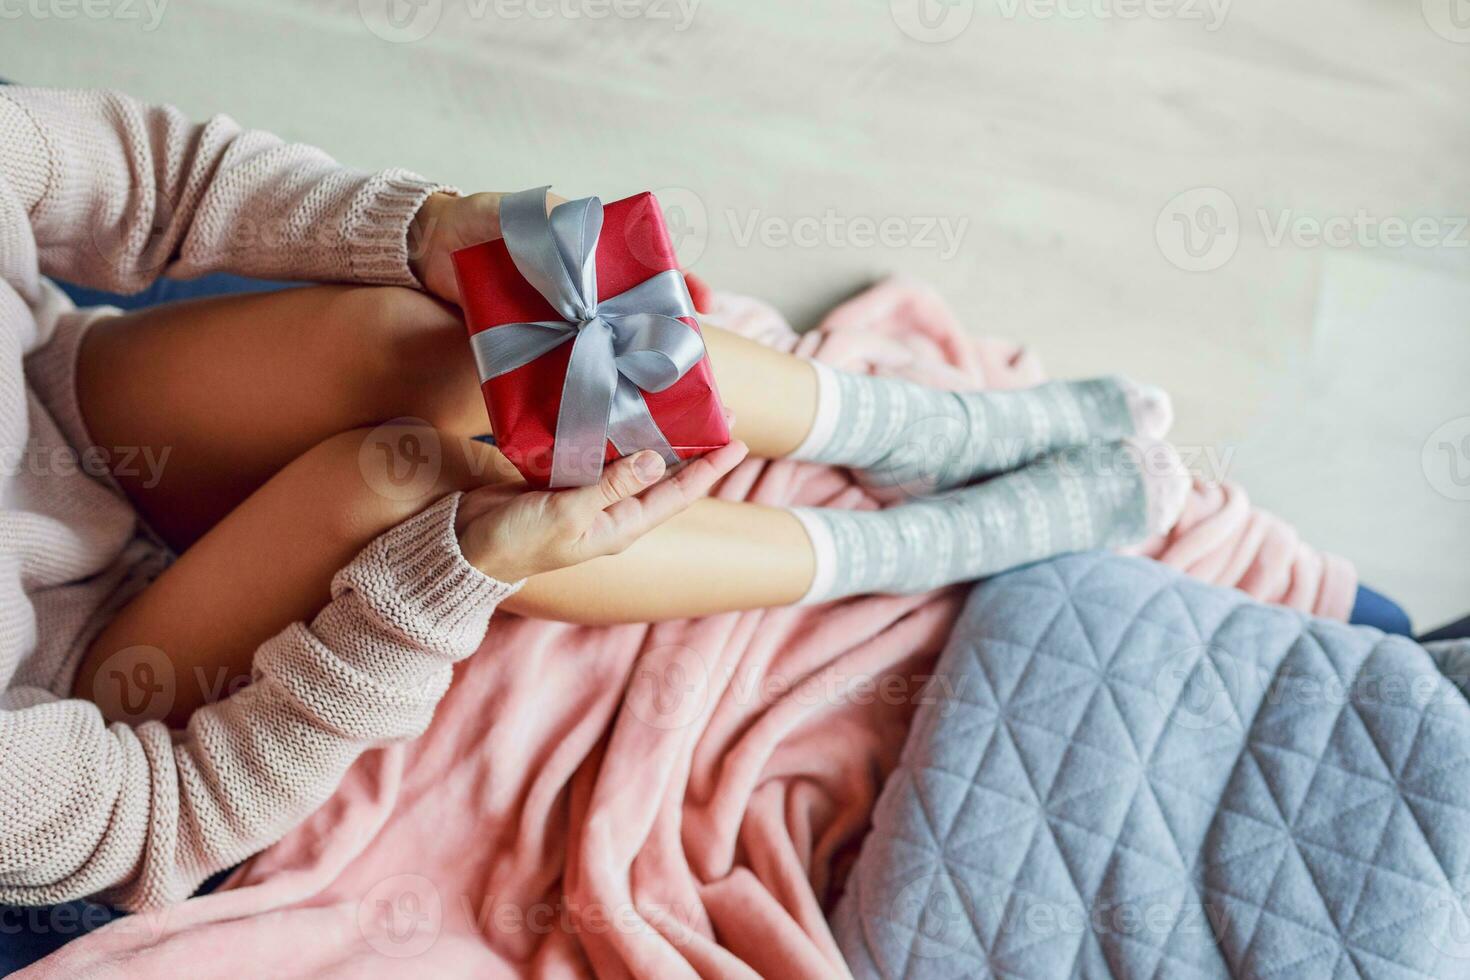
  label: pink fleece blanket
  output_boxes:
[27,278,1354,979]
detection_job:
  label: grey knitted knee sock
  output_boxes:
[790,437,1189,603]
[790,362,1172,496]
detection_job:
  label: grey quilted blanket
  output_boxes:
[832,554,1470,979]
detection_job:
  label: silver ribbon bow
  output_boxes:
[469,186,706,487]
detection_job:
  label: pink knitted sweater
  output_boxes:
[0,88,517,910]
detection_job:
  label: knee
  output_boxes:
[285,423,519,545]
[324,287,483,433]
[328,283,451,329]
[289,423,464,543]
[328,286,463,374]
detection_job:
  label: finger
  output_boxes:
[591,441,749,552]
[637,441,747,517]
[665,440,747,495]
[454,482,516,534]
[477,190,568,240]
[561,450,666,521]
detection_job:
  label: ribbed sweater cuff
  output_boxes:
[318,492,523,690]
[372,491,522,631]
[345,170,458,287]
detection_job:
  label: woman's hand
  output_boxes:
[454,441,748,584]
[409,190,567,306]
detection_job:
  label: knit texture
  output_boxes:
[792,440,1152,602]
[0,87,517,910]
[791,361,1147,495]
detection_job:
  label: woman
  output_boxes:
[0,87,1186,913]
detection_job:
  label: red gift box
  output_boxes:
[451,192,729,488]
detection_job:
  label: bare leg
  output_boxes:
[74,284,1174,725]
[75,426,812,725]
[77,285,820,549]
[71,284,822,723]
[700,324,818,459]
[78,286,491,548]
[511,496,812,625]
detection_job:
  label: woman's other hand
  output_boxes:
[409,190,568,305]
[453,441,749,583]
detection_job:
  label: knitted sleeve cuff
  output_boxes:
[351,490,520,630]
[315,492,523,683]
[372,490,523,622]
[344,170,459,287]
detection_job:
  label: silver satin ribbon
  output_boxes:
[468,186,705,487]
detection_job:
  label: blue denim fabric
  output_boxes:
[1348,583,1414,636]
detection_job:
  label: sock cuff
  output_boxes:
[789,360,843,462]
[788,507,838,605]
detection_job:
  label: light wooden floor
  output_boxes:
[5,0,1468,625]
